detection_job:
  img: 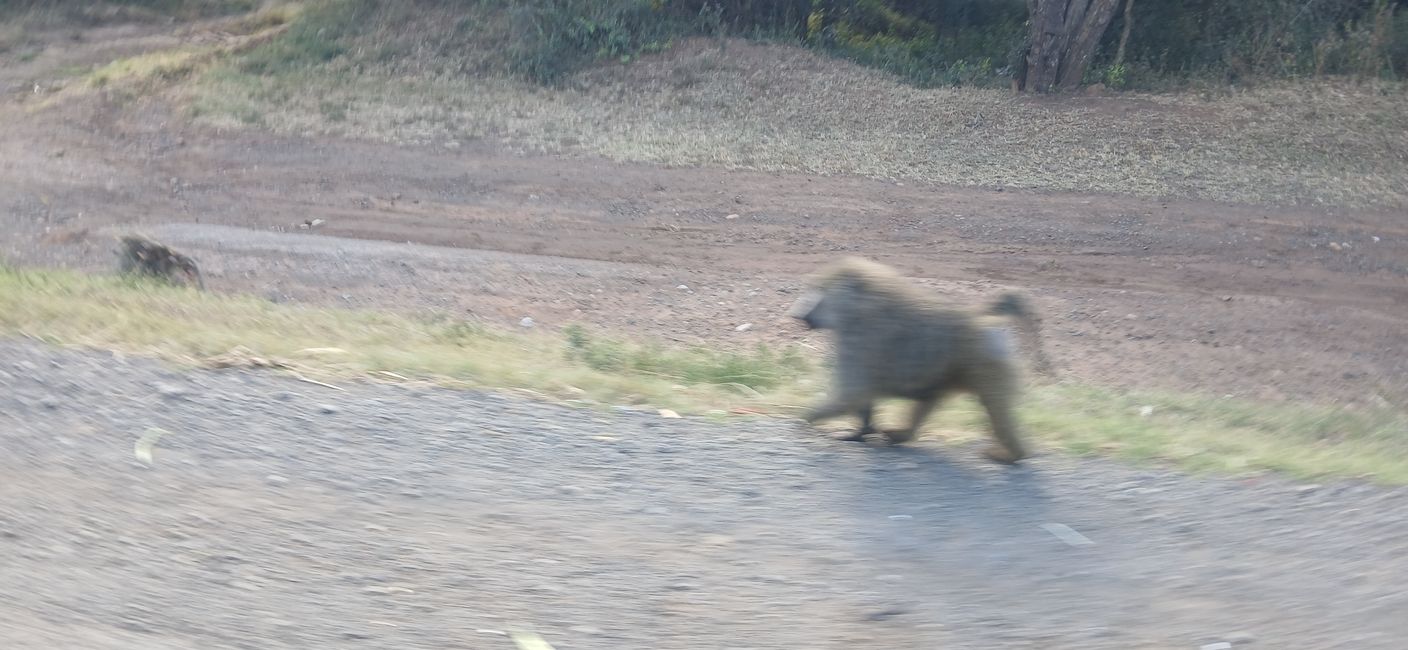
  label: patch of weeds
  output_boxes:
[228,2,302,34]
[1020,384,1408,483]
[804,1,1025,88]
[234,0,375,75]
[563,323,809,393]
[318,99,347,122]
[502,0,717,84]
[85,48,201,88]
[1,0,260,26]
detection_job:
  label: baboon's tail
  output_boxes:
[988,292,1055,377]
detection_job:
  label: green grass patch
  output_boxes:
[0,265,814,413]
[2,265,1405,484]
[0,0,260,26]
[86,48,204,88]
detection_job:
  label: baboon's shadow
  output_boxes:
[827,437,1056,558]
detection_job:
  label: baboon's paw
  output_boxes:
[981,445,1026,465]
[832,430,871,442]
[880,429,917,445]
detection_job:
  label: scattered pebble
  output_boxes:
[725,213,739,220]
[317,404,339,414]
[519,317,536,328]
[1041,522,1094,546]
[1328,242,1342,251]
[1139,405,1155,417]
[1227,631,1257,644]
[362,585,414,596]
[658,409,680,418]
[154,383,190,399]
[866,605,909,620]
[734,323,753,332]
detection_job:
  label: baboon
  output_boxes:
[788,256,1049,464]
[117,235,204,289]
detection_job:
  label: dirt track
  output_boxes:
[4,341,1408,649]
[4,92,1408,406]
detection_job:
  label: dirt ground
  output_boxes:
[4,17,1407,409]
[4,78,1408,406]
[3,15,1408,649]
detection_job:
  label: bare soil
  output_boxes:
[4,82,1407,407]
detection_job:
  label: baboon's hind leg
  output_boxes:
[976,387,1027,464]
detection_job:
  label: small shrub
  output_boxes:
[234,0,374,75]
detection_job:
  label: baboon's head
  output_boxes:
[787,288,832,330]
[788,256,887,330]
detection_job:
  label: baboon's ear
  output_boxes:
[837,272,867,293]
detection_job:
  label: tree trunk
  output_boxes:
[1019,0,1122,93]
[1112,0,1136,69]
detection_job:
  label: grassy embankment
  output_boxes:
[3,1,1405,483]
[4,266,1405,485]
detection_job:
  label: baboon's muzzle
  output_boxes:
[787,291,823,330]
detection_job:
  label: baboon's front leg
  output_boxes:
[804,389,874,442]
[830,402,877,442]
[882,393,945,444]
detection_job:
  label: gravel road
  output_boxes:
[3,340,1406,649]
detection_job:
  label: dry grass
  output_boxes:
[3,265,1406,484]
[187,37,1408,210]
